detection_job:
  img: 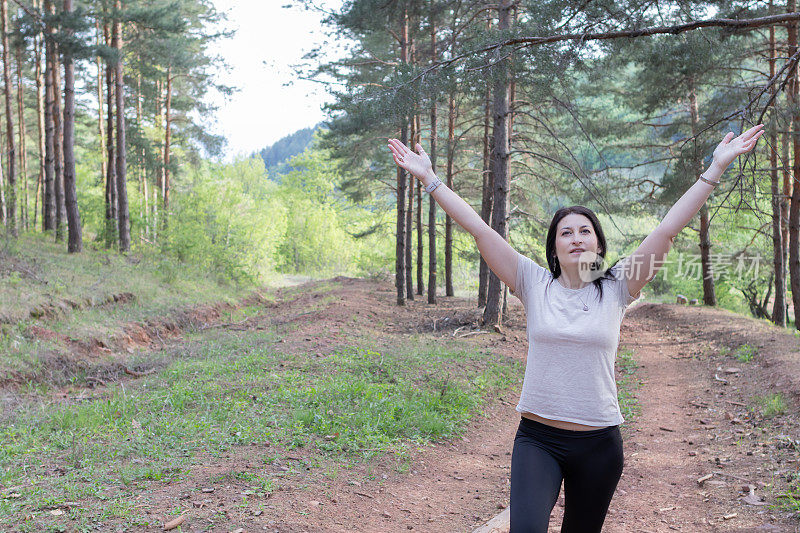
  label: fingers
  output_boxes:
[388,138,411,155]
[744,129,765,148]
[740,123,765,140]
[391,152,406,168]
[416,143,426,154]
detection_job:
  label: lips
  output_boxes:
[570,248,584,253]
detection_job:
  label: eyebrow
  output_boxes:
[560,225,590,231]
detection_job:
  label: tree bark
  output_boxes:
[782,117,792,323]
[416,141,423,296]
[136,68,147,240]
[445,89,455,297]
[113,0,130,252]
[788,0,800,329]
[406,108,415,300]
[61,0,81,252]
[164,68,172,229]
[427,5,437,305]
[478,15,493,308]
[687,76,716,306]
[483,0,513,327]
[104,19,116,246]
[52,30,65,241]
[96,20,105,201]
[33,20,45,229]
[2,0,16,237]
[395,7,408,306]
[15,33,27,230]
[42,0,55,232]
[502,73,516,322]
[770,0,786,326]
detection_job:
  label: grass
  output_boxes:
[0,320,522,530]
[0,233,244,324]
[616,347,644,426]
[751,392,787,418]
[718,343,758,362]
[0,233,267,387]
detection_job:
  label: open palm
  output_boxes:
[712,124,765,169]
[387,138,433,182]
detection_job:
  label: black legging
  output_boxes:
[510,416,624,533]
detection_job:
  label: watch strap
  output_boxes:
[425,176,442,193]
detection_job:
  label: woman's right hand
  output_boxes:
[387,138,433,182]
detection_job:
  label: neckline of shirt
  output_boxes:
[553,275,593,292]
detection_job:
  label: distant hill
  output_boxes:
[259,124,321,174]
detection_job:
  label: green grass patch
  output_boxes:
[0,324,520,530]
[616,347,644,426]
[751,392,787,418]
[0,233,273,388]
[733,344,758,362]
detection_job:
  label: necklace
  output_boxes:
[577,292,589,312]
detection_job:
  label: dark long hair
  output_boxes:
[544,205,620,302]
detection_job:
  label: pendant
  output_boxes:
[583,305,589,311]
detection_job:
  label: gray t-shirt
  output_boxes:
[509,252,640,426]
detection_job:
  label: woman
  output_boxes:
[387,122,764,532]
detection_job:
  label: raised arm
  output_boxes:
[623,124,765,299]
[387,138,519,293]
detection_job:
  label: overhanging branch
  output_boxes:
[401,12,800,88]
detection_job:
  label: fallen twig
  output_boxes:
[124,366,156,378]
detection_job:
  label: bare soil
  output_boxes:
[9,275,800,532]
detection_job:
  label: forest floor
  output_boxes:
[3,272,800,532]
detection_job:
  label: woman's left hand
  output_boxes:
[711,123,765,169]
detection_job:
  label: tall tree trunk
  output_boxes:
[445,89,455,297]
[395,7,408,306]
[34,23,45,229]
[427,6,437,305]
[770,2,786,326]
[0,148,5,224]
[416,160,423,295]
[2,0,16,237]
[52,37,65,241]
[688,76,716,306]
[782,117,792,323]
[52,33,65,241]
[501,77,516,322]
[62,0,81,252]
[103,20,116,246]
[484,0,513,327]
[43,0,55,232]
[478,20,493,308]
[136,68,147,241]
[113,0,129,251]
[96,21,106,199]
[15,40,27,230]
[415,114,423,297]
[406,107,415,300]
[789,0,800,329]
[163,68,172,230]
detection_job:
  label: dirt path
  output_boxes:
[26,276,800,532]
[233,281,800,532]
[600,303,799,533]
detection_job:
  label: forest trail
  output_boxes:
[7,276,800,532]
[230,280,800,532]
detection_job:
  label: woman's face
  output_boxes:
[554,213,602,268]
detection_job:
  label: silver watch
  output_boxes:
[425,176,443,193]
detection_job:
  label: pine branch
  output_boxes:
[401,12,800,88]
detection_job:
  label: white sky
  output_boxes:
[206,1,347,161]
